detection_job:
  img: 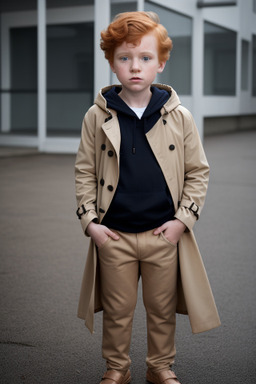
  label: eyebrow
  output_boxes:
[116,50,155,56]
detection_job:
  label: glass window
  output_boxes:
[253,0,256,13]
[0,0,37,136]
[253,35,256,96]
[111,1,137,19]
[204,22,236,95]
[241,40,249,91]
[46,22,94,136]
[145,2,192,95]
[47,0,93,8]
[0,0,36,12]
[10,26,37,134]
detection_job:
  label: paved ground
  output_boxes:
[0,130,256,384]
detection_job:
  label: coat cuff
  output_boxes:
[174,206,197,232]
[174,198,201,231]
[76,204,98,236]
[81,211,99,236]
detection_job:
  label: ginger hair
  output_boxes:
[100,11,173,64]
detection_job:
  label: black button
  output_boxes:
[108,150,114,157]
[99,208,105,213]
[163,119,167,125]
[107,185,114,191]
[100,178,105,186]
[169,144,175,151]
[101,144,106,150]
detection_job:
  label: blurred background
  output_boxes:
[0,0,255,153]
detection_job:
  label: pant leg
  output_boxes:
[139,230,178,372]
[98,231,139,372]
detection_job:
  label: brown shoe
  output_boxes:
[146,369,181,384]
[100,369,131,384]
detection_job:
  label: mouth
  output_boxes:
[130,77,142,81]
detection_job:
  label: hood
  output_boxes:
[94,83,181,117]
[103,86,169,119]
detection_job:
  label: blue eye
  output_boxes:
[142,56,150,61]
[120,57,128,62]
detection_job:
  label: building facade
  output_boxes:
[0,0,255,153]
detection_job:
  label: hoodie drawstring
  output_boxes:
[132,118,136,154]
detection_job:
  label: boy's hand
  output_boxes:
[86,221,119,248]
[153,219,186,245]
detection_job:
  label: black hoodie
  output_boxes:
[102,86,175,233]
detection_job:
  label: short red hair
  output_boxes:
[100,11,173,64]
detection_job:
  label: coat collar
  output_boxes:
[97,84,181,160]
[94,83,181,117]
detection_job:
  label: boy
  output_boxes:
[75,12,220,384]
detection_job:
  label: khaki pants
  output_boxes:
[98,229,178,373]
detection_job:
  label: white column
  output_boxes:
[137,0,144,11]
[94,0,111,97]
[0,15,11,133]
[236,1,242,113]
[37,0,46,150]
[236,33,242,113]
[192,9,204,140]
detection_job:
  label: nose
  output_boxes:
[130,58,141,73]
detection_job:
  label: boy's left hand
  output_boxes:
[153,219,186,245]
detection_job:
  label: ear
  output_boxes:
[157,61,166,74]
[110,62,116,73]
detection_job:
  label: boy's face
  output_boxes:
[110,32,166,97]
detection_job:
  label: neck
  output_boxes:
[119,88,152,108]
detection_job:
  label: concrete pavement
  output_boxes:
[0,130,256,383]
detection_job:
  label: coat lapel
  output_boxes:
[102,115,121,160]
[146,119,179,210]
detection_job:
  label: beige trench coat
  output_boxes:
[75,84,221,334]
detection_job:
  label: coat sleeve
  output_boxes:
[174,107,210,231]
[75,109,99,234]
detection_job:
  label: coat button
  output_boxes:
[108,150,114,157]
[99,208,105,213]
[100,178,105,186]
[169,144,175,151]
[101,144,106,150]
[163,119,167,125]
[107,185,114,191]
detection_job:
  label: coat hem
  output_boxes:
[191,320,221,334]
